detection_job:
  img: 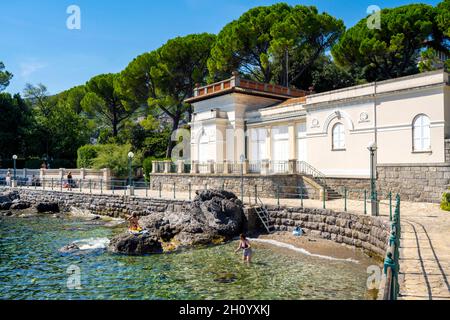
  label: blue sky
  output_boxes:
[0,0,441,95]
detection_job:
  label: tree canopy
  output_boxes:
[207,3,344,88]
[437,0,450,38]
[81,73,140,137]
[0,62,13,92]
[332,4,449,82]
[118,33,216,157]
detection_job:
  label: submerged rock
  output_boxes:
[108,233,163,255]
[59,243,81,253]
[35,202,60,213]
[108,190,244,255]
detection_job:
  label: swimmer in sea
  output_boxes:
[235,233,252,263]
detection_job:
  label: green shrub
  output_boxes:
[91,144,135,178]
[77,145,101,168]
[441,192,450,211]
[143,157,153,182]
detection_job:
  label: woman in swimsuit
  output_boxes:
[235,233,252,263]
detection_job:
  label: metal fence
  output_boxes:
[382,194,401,300]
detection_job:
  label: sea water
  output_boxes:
[0,216,374,300]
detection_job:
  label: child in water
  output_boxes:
[235,233,252,263]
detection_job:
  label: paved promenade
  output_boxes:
[9,185,450,300]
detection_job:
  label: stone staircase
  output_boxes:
[297,161,341,200]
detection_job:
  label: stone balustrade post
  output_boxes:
[80,168,86,180]
[261,160,270,176]
[152,161,158,174]
[40,168,45,187]
[191,161,199,174]
[242,160,249,175]
[59,168,65,181]
[102,168,111,190]
[163,161,171,174]
[177,160,185,174]
[207,160,215,174]
[288,159,297,174]
[223,160,230,174]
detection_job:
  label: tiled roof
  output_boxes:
[185,72,308,103]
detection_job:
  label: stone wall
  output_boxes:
[266,205,390,258]
[14,188,389,258]
[376,163,450,203]
[322,177,371,199]
[149,174,319,199]
[17,189,189,218]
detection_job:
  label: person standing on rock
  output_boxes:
[235,234,252,264]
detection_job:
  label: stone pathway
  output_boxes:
[9,185,450,299]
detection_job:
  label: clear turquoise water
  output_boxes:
[0,216,372,300]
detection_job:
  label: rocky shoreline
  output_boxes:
[107,190,245,255]
[1,189,245,256]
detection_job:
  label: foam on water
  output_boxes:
[249,238,359,264]
[72,238,110,250]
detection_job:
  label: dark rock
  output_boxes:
[10,201,31,210]
[108,233,163,255]
[111,190,244,255]
[0,191,20,203]
[0,202,12,210]
[140,189,244,248]
[35,202,60,213]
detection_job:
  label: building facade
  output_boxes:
[152,70,450,203]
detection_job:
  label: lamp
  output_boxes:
[367,142,378,216]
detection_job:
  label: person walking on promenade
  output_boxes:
[67,172,73,191]
[5,170,11,187]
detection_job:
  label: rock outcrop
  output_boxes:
[0,191,20,210]
[35,202,60,213]
[108,233,163,255]
[108,190,244,255]
[10,200,31,210]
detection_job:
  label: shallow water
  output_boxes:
[0,216,374,300]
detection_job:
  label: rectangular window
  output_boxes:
[251,128,267,162]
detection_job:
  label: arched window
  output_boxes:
[332,123,345,150]
[413,115,431,151]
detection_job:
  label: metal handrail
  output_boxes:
[383,194,401,300]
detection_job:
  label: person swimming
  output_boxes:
[235,233,252,263]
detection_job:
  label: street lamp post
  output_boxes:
[367,142,378,216]
[12,155,17,184]
[128,152,134,186]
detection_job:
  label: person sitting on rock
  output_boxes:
[126,213,142,233]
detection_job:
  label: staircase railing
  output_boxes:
[297,161,328,186]
[255,196,272,233]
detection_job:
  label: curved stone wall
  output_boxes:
[265,205,390,259]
